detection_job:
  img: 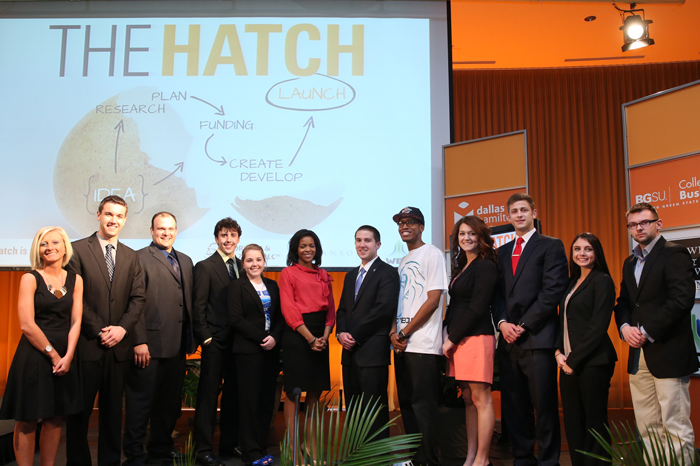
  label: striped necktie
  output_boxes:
[354,267,366,301]
[105,244,115,282]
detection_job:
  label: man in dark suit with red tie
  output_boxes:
[192,218,243,466]
[336,225,399,439]
[66,195,146,466]
[123,212,195,466]
[493,193,568,466]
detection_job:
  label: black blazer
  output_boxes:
[133,244,195,358]
[615,236,698,378]
[336,257,399,367]
[493,231,569,350]
[228,276,284,354]
[444,258,497,344]
[66,233,146,362]
[555,269,617,374]
[192,252,242,348]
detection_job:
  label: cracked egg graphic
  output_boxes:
[53,88,207,238]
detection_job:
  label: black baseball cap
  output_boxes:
[392,206,425,225]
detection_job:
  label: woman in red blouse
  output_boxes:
[279,229,336,442]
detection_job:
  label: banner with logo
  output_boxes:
[444,188,522,246]
[628,153,700,229]
[624,82,700,373]
[442,131,528,251]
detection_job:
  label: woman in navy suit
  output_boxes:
[555,233,617,466]
[228,244,283,466]
[443,216,498,466]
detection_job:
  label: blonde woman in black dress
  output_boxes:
[0,227,83,466]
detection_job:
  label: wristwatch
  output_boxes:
[398,330,408,342]
[44,345,53,353]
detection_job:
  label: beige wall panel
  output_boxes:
[444,132,526,197]
[627,82,700,166]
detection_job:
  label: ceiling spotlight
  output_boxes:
[615,3,655,52]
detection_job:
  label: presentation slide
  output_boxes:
[0,1,449,268]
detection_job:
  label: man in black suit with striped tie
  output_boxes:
[66,195,146,466]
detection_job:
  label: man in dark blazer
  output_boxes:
[66,195,146,466]
[123,212,195,466]
[336,225,400,439]
[192,218,243,466]
[615,202,697,463]
[492,193,568,466]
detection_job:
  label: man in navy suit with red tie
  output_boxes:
[493,193,568,466]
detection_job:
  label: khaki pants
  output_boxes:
[629,350,695,465]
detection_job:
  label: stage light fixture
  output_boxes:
[614,3,655,52]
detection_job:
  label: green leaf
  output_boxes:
[280,395,422,466]
[581,421,698,466]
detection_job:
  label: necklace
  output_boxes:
[47,283,68,298]
[42,271,67,298]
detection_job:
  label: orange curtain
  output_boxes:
[452,61,700,407]
[0,271,26,396]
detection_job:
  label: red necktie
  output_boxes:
[512,237,524,276]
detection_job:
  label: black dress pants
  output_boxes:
[559,363,615,466]
[499,347,561,466]
[123,351,187,466]
[66,351,125,466]
[342,359,389,440]
[193,342,239,456]
[235,350,280,463]
[394,352,440,466]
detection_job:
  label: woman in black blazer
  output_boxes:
[228,244,284,466]
[555,233,617,466]
[443,216,498,466]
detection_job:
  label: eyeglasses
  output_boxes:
[397,219,419,227]
[626,219,659,230]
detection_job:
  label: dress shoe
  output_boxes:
[196,454,225,466]
[220,446,243,459]
[147,450,184,464]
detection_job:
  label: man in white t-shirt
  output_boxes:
[389,207,448,466]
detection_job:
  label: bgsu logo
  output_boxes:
[635,191,668,203]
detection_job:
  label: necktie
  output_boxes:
[511,237,524,276]
[354,267,366,301]
[105,244,115,282]
[227,258,235,280]
[168,252,181,278]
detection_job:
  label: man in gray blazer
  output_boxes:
[123,212,195,466]
[66,195,146,466]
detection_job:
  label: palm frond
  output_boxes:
[280,395,422,466]
[579,421,698,466]
[174,432,197,466]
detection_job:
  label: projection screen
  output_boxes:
[0,0,451,268]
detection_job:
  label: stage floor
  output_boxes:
[2,407,640,466]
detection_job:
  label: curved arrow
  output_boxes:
[191,96,225,116]
[289,116,315,167]
[113,120,125,173]
[153,162,184,186]
[204,134,227,166]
